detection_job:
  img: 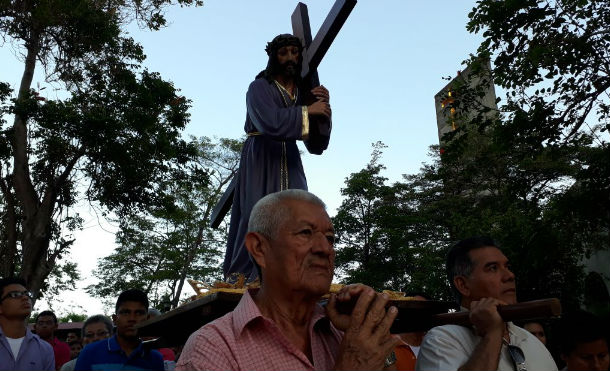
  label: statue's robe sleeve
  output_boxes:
[303,115,331,155]
[246,79,306,139]
[246,79,332,154]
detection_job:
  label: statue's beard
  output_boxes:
[279,60,300,78]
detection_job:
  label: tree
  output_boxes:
[88,136,241,310]
[0,0,201,301]
[467,0,610,141]
[59,312,88,323]
[332,142,452,297]
[464,0,609,258]
[461,0,610,309]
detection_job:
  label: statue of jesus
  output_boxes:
[223,34,332,282]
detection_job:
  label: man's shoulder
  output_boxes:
[177,312,240,371]
[190,309,237,342]
[79,337,110,359]
[24,330,54,353]
[426,324,474,339]
[421,324,478,352]
[148,348,164,361]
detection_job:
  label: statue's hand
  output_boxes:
[307,100,331,118]
[311,85,330,102]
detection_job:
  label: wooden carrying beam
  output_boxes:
[138,296,561,347]
[392,298,561,333]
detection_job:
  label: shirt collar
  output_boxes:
[507,322,526,346]
[232,289,264,335]
[0,325,36,341]
[107,334,145,357]
[233,289,330,336]
[108,334,122,352]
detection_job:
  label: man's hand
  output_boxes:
[469,298,506,338]
[308,85,331,118]
[327,285,400,370]
[456,298,507,371]
[326,284,368,331]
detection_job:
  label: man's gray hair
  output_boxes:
[81,314,113,337]
[248,189,326,239]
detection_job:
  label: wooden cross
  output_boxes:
[210,0,357,228]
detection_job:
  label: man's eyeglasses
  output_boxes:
[0,290,33,303]
[83,331,110,339]
[506,341,527,371]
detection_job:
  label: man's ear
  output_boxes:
[454,275,470,298]
[245,232,268,270]
[111,314,117,325]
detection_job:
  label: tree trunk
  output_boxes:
[0,177,18,277]
[11,33,56,300]
[172,225,204,309]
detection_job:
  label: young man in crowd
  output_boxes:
[0,277,54,370]
[522,320,548,346]
[66,331,80,345]
[60,314,113,371]
[177,189,400,370]
[557,310,609,371]
[68,340,82,360]
[75,289,163,370]
[34,310,71,369]
[416,236,557,371]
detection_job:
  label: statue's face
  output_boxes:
[275,45,301,77]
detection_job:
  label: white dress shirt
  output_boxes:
[416,322,557,371]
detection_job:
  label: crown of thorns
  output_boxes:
[265,34,303,56]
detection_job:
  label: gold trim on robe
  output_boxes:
[301,106,310,141]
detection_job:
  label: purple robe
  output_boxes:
[223,78,331,281]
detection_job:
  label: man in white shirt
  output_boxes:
[0,277,54,371]
[416,236,557,371]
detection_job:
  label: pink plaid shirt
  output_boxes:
[176,290,343,371]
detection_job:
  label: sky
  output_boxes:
[0,0,485,316]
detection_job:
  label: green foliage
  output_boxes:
[0,0,203,300]
[467,0,610,139]
[59,312,88,323]
[87,137,241,309]
[333,143,453,299]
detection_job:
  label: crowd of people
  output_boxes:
[1,189,608,371]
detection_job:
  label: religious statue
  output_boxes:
[223,34,332,282]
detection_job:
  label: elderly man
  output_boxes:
[416,236,557,371]
[178,189,399,370]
